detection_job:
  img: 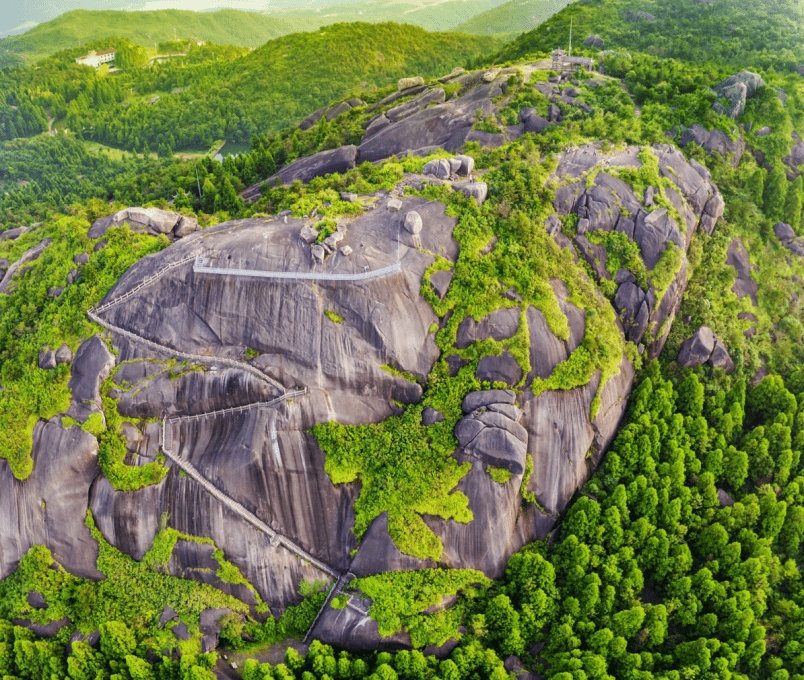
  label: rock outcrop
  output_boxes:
[88,208,198,241]
[547,141,724,357]
[677,325,735,373]
[679,124,745,167]
[0,419,102,582]
[712,71,764,119]
[774,221,804,256]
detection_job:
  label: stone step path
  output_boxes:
[162,390,307,434]
[303,574,349,643]
[88,309,286,392]
[193,257,402,282]
[159,443,338,579]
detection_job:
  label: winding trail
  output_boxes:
[86,234,385,634]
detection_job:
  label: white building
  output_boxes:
[76,49,116,69]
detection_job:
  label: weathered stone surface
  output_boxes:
[476,351,523,386]
[455,154,475,175]
[171,623,190,641]
[455,307,520,349]
[423,159,452,179]
[74,252,90,265]
[775,221,796,242]
[38,347,56,370]
[462,390,516,413]
[726,239,757,304]
[421,406,445,426]
[677,326,715,368]
[634,208,683,269]
[0,419,102,581]
[387,198,403,212]
[272,146,359,185]
[13,617,71,639]
[55,344,73,365]
[68,630,100,654]
[299,225,319,244]
[69,336,115,409]
[679,124,745,167]
[160,606,178,628]
[388,88,445,123]
[709,339,735,373]
[584,34,604,48]
[717,488,735,508]
[89,207,182,239]
[27,591,47,609]
[429,269,453,299]
[712,71,764,118]
[404,211,423,234]
[453,181,488,206]
[174,216,199,238]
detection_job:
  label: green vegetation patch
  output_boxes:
[0,218,168,480]
[352,569,491,648]
[314,361,479,561]
[488,466,512,484]
[324,309,344,324]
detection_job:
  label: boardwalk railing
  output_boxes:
[160,443,338,578]
[88,308,286,392]
[162,390,306,433]
[193,257,401,282]
[95,255,198,314]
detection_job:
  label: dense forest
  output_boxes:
[2,0,804,678]
[0,26,500,155]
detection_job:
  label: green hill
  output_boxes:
[263,0,508,34]
[11,23,501,154]
[0,8,315,65]
[454,0,573,37]
[0,2,510,66]
[492,0,804,71]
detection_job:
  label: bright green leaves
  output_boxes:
[315,362,479,561]
[352,569,490,647]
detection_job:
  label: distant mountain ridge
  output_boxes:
[0,1,517,67]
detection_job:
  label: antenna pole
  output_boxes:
[196,166,202,198]
[569,17,573,57]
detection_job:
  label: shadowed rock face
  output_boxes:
[0,419,102,582]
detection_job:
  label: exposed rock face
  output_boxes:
[88,208,197,240]
[726,239,758,304]
[271,146,359,186]
[712,71,764,119]
[584,35,604,48]
[677,325,734,373]
[0,419,102,581]
[679,124,745,167]
[38,347,56,370]
[774,221,804,256]
[547,141,724,356]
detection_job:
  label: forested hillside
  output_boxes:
[493,0,804,71]
[0,0,517,67]
[0,26,500,155]
[454,0,572,37]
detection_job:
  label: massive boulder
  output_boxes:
[88,208,198,240]
[0,419,102,581]
[270,146,359,186]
